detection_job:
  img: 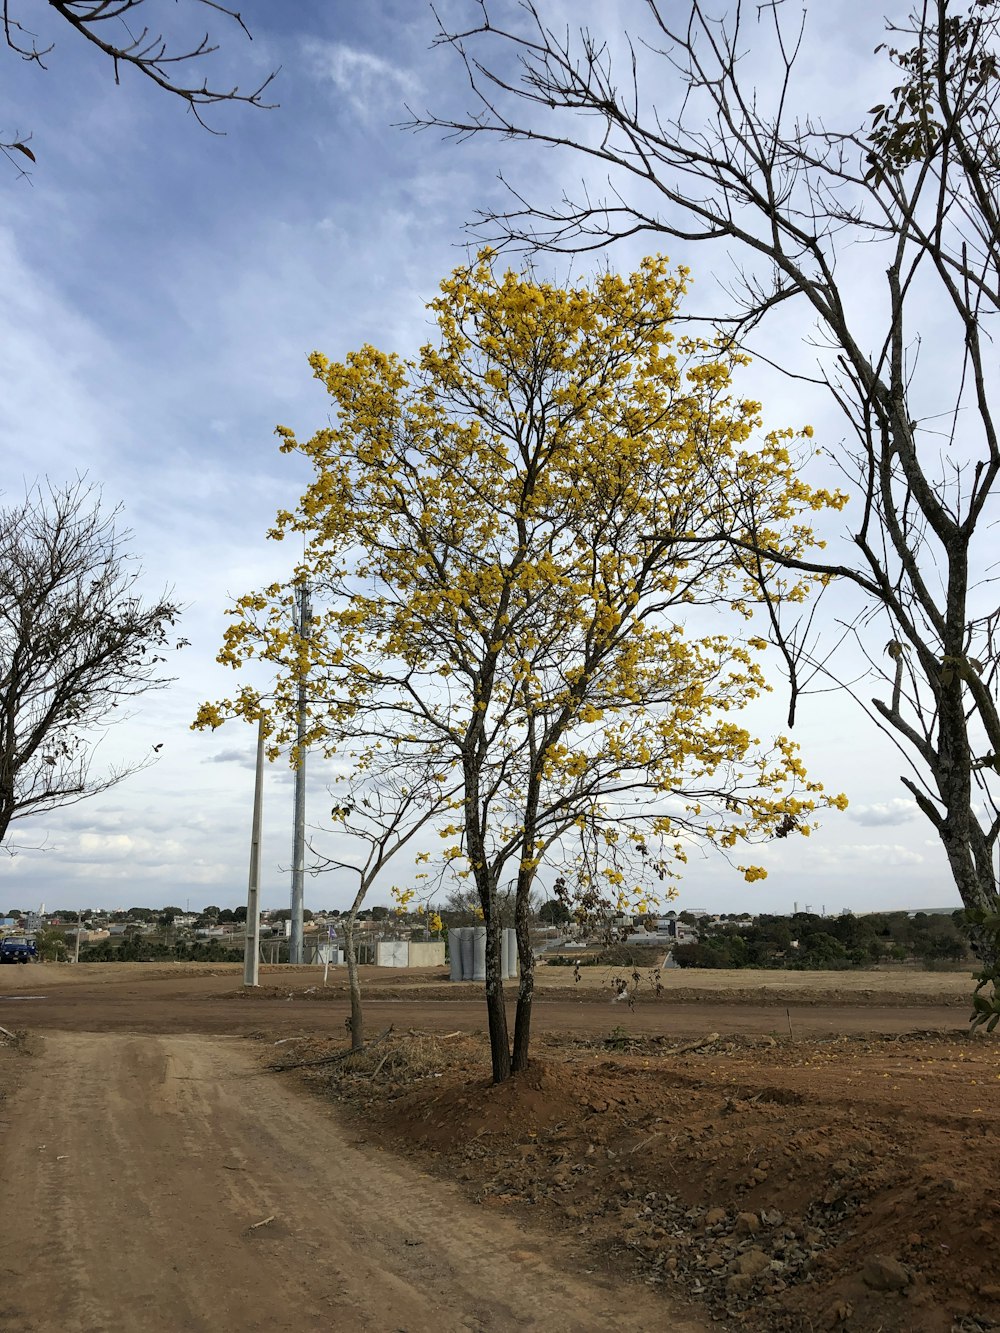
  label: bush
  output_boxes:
[546,945,663,968]
[673,943,731,968]
[80,938,241,964]
[34,927,68,962]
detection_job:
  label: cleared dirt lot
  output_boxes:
[0,961,994,1332]
[0,960,974,1042]
[0,959,977,1000]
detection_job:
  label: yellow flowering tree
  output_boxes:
[197,255,847,1083]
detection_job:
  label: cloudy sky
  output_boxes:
[0,0,960,916]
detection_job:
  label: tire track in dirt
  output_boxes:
[0,1033,709,1333]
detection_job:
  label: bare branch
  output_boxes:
[0,479,181,843]
[418,0,1000,942]
[3,0,277,162]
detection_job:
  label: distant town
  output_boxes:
[0,901,971,970]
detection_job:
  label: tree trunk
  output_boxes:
[511,951,534,1073]
[484,906,511,1083]
[511,873,535,1073]
[924,596,999,965]
[938,816,999,967]
[342,913,364,1051]
[465,740,512,1082]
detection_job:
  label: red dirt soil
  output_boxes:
[291,1026,1000,1333]
[2,962,997,1331]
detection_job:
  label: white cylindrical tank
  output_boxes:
[448,928,464,982]
[459,926,475,981]
[504,926,518,978]
[473,926,487,981]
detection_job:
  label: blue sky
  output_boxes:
[0,1,959,916]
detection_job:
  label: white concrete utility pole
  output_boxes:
[244,713,265,988]
[289,584,311,966]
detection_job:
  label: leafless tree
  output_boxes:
[2,0,277,170]
[309,755,460,1050]
[417,0,1000,958]
[0,480,181,845]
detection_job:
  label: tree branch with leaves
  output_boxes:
[198,254,846,1082]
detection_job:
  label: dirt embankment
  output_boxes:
[292,1026,1000,1333]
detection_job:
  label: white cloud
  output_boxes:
[814,843,925,868]
[304,40,419,122]
[849,799,918,828]
[206,748,258,768]
[74,832,186,865]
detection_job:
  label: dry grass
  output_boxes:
[277,1029,490,1098]
[1,958,976,1008]
[531,961,974,998]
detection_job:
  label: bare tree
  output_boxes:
[417,1,1000,957]
[2,0,277,169]
[309,755,460,1050]
[0,480,181,845]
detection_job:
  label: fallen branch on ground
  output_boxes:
[269,1024,394,1071]
[667,1033,721,1056]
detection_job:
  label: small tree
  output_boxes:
[538,898,571,925]
[199,256,846,1082]
[33,926,67,961]
[2,0,276,170]
[308,756,459,1050]
[0,481,180,846]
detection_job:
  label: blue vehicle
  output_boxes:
[0,936,37,964]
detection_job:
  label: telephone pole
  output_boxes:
[244,713,265,987]
[289,583,311,965]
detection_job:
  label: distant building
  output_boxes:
[625,918,699,947]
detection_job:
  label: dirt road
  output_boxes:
[0,1032,706,1333]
